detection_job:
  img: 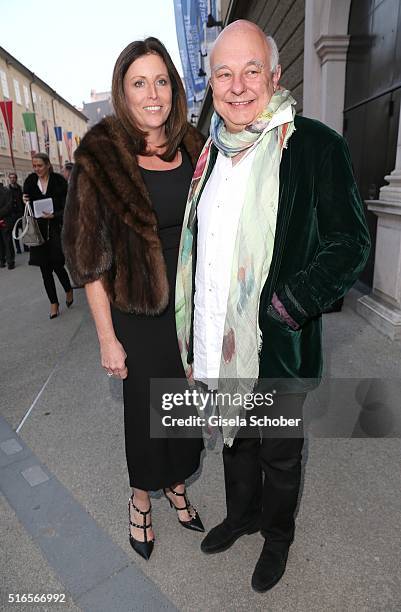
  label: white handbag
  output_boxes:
[12,202,45,247]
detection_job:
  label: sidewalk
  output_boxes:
[1,255,400,611]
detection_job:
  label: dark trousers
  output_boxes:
[39,263,72,304]
[0,227,15,265]
[222,393,306,546]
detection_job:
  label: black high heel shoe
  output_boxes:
[128,494,154,560]
[66,290,73,308]
[163,486,205,532]
[49,305,60,319]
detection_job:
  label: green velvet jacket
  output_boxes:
[190,115,371,388]
[258,115,370,385]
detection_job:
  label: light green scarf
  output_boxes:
[176,89,296,444]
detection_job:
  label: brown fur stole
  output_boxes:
[63,117,205,314]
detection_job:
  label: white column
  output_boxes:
[303,0,351,135]
[357,102,401,340]
[303,0,324,120]
[314,35,350,134]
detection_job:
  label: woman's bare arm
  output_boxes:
[85,279,128,379]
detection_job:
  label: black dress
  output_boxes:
[111,151,203,490]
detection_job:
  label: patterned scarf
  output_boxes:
[176,89,296,445]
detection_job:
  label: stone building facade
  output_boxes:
[0,46,87,182]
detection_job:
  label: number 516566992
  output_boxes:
[8,593,66,603]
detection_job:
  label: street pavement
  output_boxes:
[1,253,401,612]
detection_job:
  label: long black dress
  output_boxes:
[111,151,203,490]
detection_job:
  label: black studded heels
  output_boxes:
[163,486,205,532]
[128,494,154,560]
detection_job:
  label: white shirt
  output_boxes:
[193,106,294,383]
[193,146,257,382]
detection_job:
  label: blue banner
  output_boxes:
[54,126,62,142]
[173,0,211,105]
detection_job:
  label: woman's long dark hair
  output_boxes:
[112,37,187,161]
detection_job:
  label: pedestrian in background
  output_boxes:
[23,153,73,318]
[62,162,74,183]
[0,182,15,269]
[8,172,27,254]
[63,37,205,561]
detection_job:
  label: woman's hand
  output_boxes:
[22,194,30,204]
[100,337,128,379]
[42,212,55,219]
[84,280,127,379]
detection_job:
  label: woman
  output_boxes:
[63,38,205,561]
[23,153,73,318]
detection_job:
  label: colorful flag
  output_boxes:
[54,126,63,166]
[22,112,39,155]
[0,100,13,139]
[0,100,16,169]
[42,119,50,155]
[64,130,73,161]
[54,126,62,142]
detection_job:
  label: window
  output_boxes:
[0,121,7,148]
[21,129,29,152]
[32,90,37,106]
[0,70,9,98]
[23,85,30,109]
[12,132,17,151]
[38,95,48,117]
[13,79,22,104]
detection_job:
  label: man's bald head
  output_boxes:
[210,20,279,74]
[209,19,281,133]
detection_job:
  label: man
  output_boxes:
[175,20,370,592]
[62,162,74,183]
[8,172,26,254]
[0,182,15,269]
